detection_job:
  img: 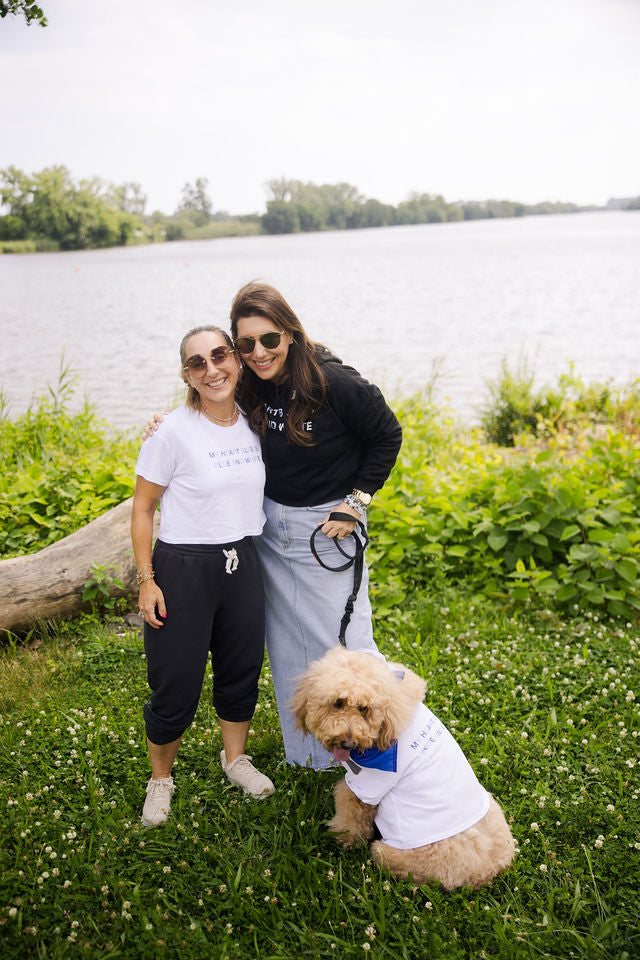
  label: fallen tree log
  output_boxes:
[0,497,157,637]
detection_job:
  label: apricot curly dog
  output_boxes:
[291,647,516,890]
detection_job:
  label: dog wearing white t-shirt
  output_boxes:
[291,647,515,890]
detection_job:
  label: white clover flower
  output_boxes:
[539,864,548,873]
[531,822,539,832]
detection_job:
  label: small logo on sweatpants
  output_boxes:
[223,548,239,574]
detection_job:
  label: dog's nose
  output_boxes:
[340,739,356,750]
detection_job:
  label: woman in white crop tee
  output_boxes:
[131,326,273,828]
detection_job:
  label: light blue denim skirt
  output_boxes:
[255,496,380,769]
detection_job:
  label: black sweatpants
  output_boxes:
[143,538,265,746]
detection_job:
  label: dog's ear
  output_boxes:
[375,664,427,748]
[376,704,398,751]
[389,663,427,704]
[289,672,313,733]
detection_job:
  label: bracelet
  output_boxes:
[344,495,366,519]
[137,568,155,585]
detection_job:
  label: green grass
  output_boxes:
[1,590,639,959]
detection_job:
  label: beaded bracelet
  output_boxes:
[344,494,366,519]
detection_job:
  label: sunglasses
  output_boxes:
[234,330,286,355]
[183,346,235,374]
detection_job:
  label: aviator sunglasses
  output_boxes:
[234,330,286,355]
[183,346,235,374]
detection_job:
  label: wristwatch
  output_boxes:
[351,488,372,507]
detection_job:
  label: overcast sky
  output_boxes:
[1,0,639,216]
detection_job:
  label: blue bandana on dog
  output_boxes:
[343,667,404,774]
[349,742,398,773]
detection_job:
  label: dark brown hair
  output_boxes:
[230,282,326,445]
[179,325,236,412]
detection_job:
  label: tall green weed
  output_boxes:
[0,363,136,559]
[480,360,640,446]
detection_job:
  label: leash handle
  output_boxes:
[309,513,369,645]
[309,513,368,570]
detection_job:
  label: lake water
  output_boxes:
[1,211,639,430]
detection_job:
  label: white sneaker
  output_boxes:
[220,750,275,799]
[141,776,175,827]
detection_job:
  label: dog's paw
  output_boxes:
[332,830,366,849]
[327,818,368,848]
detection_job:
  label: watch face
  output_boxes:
[353,489,372,505]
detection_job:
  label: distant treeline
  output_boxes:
[1,165,636,253]
[260,178,592,234]
[0,167,261,252]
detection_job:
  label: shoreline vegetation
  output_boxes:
[2,359,639,614]
[1,363,639,958]
[1,166,639,255]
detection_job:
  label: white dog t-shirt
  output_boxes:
[343,702,490,849]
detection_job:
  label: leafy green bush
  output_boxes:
[0,239,38,254]
[480,359,640,445]
[81,562,127,616]
[3,368,639,622]
[0,364,137,559]
[479,356,545,446]
[370,401,640,621]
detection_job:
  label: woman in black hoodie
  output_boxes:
[230,281,402,769]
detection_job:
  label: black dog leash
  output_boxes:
[309,511,369,647]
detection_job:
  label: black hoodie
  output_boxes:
[254,349,402,507]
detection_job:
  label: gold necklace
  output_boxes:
[200,401,239,424]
